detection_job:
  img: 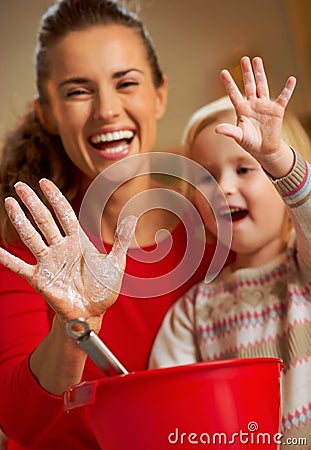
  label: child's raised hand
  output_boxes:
[0,179,137,325]
[216,56,296,172]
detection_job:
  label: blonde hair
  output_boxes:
[182,96,234,157]
[182,95,311,162]
[281,113,311,163]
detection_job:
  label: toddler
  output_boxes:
[149,57,311,445]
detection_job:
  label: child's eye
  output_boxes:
[203,174,214,184]
[195,173,214,187]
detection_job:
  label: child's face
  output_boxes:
[191,112,288,267]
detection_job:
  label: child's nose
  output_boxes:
[218,175,237,196]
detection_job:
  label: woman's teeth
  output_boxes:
[103,144,128,154]
[90,130,134,145]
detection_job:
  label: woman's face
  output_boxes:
[38,24,167,183]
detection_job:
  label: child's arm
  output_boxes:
[271,149,311,277]
[217,56,311,276]
[149,288,201,368]
[216,56,296,179]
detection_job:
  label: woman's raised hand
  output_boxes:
[0,179,137,324]
[216,56,296,169]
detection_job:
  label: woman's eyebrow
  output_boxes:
[112,68,144,79]
[58,77,90,88]
[58,69,144,89]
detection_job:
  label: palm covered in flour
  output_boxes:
[0,179,137,323]
[215,56,296,165]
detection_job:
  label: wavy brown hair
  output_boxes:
[0,0,164,245]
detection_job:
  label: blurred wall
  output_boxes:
[0,0,310,150]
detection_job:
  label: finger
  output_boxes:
[275,76,296,109]
[14,182,63,245]
[39,179,79,235]
[0,247,35,280]
[108,215,138,270]
[240,56,256,98]
[220,69,244,110]
[215,123,243,144]
[4,197,48,260]
[252,57,269,98]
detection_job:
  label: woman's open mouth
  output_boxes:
[89,129,134,159]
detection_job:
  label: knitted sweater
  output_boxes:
[149,151,311,449]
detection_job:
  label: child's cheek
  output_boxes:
[194,190,217,235]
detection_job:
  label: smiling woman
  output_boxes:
[34,23,167,183]
[0,1,217,449]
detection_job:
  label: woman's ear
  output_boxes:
[155,75,168,120]
[33,97,58,134]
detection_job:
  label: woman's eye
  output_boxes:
[237,167,250,175]
[67,89,89,97]
[118,80,139,89]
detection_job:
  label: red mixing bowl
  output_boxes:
[64,357,284,450]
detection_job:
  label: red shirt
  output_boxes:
[0,219,230,449]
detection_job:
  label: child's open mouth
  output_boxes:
[221,207,248,222]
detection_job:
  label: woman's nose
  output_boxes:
[92,90,121,121]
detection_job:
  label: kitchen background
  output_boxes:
[0,0,310,152]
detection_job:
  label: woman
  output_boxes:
[0,1,219,448]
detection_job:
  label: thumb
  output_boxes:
[215,123,243,144]
[108,215,138,270]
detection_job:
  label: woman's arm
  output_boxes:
[0,179,136,394]
[0,250,64,445]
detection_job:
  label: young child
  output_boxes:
[149,56,311,444]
